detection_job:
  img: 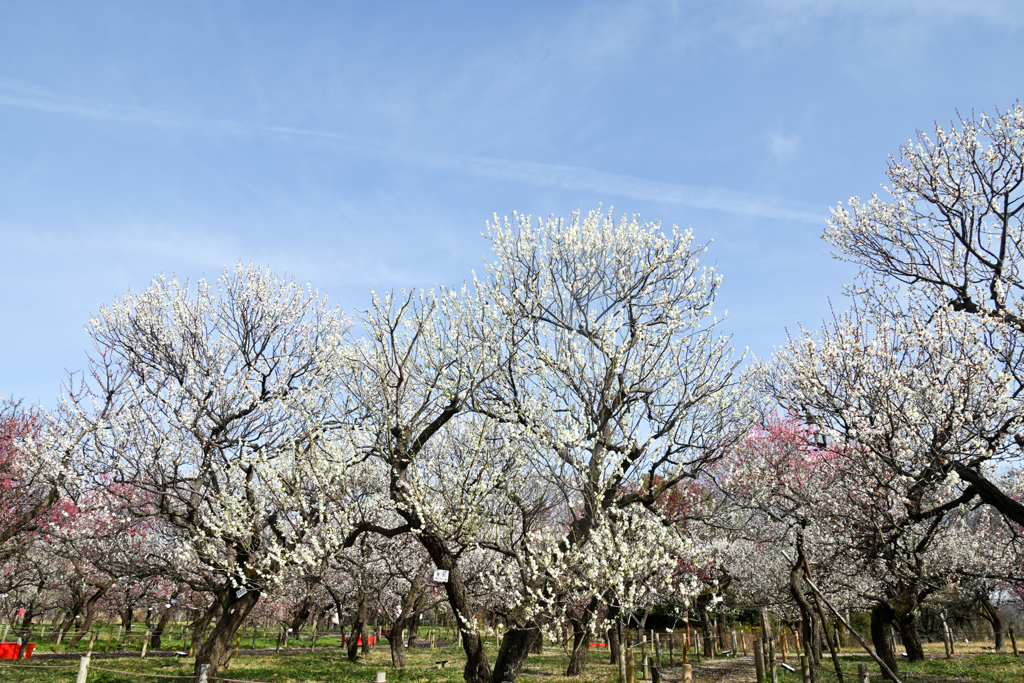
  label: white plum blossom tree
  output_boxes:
[75,263,353,678]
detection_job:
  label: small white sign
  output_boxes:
[236,587,248,598]
[433,569,450,582]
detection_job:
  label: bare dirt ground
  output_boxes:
[661,656,756,682]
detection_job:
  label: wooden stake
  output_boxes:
[641,633,649,680]
[75,654,91,683]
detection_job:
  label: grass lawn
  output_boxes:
[0,638,625,683]
[2,631,1021,682]
[761,641,1023,683]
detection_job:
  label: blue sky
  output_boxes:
[2,1,1022,406]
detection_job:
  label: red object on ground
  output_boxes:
[341,635,377,646]
[0,643,34,659]
[588,642,607,647]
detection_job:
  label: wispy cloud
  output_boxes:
[432,156,821,222]
[0,76,822,223]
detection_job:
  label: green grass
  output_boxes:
[3,630,1021,682]
[0,637,625,683]
[802,653,1024,683]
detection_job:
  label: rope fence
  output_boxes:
[90,664,195,678]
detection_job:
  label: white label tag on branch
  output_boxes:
[236,587,248,598]
[432,569,450,582]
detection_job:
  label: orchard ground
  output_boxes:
[1,628,1022,683]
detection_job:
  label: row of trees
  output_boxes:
[2,103,1023,683]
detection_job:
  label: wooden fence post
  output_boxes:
[1009,627,1018,657]
[641,633,649,680]
[731,630,738,658]
[754,638,766,683]
[625,644,635,683]
[141,628,150,657]
[75,653,91,683]
[197,663,210,683]
[680,663,693,683]
[857,662,869,683]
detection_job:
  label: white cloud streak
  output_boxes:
[0,76,822,223]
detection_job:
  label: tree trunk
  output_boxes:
[870,604,899,681]
[189,601,222,656]
[347,593,369,662]
[490,623,540,683]
[980,596,1006,652]
[407,610,421,649]
[717,610,730,650]
[17,606,35,659]
[607,606,621,666]
[68,582,112,648]
[192,587,260,680]
[389,622,407,668]
[288,594,313,634]
[789,562,821,683]
[121,609,134,634]
[566,616,592,675]
[894,609,925,662]
[151,607,175,650]
[362,609,372,655]
[697,598,715,657]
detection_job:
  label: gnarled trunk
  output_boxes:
[894,609,925,662]
[288,593,313,634]
[870,603,899,681]
[979,596,1006,652]
[68,581,113,648]
[491,622,540,683]
[192,586,260,680]
[189,601,222,656]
